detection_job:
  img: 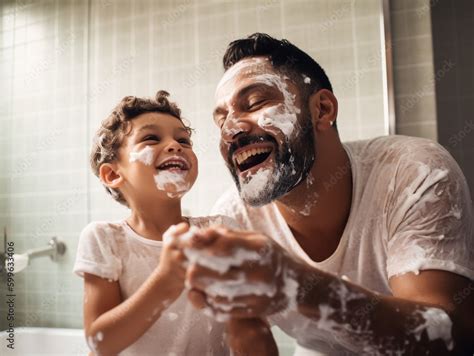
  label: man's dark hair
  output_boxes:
[223,33,336,129]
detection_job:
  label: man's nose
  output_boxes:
[221,117,252,143]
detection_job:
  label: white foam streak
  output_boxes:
[154,170,190,198]
[129,145,154,165]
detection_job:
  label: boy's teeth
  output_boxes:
[235,147,272,165]
[159,160,186,169]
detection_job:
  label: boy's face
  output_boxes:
[114,112,198,205]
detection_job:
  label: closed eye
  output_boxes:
[142,135,160,142]
[178,138,192,146]
[248,99,266,111]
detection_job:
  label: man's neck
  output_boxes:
[276,139,353,262]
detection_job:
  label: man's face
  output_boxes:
[213,57,315,206]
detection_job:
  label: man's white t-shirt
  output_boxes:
[212,135,474,354]
[73,216,233,356]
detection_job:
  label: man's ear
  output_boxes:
[99,163,124,189]
[308,89,338,131]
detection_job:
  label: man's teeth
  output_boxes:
[234,147,272,165]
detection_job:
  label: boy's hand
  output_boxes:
[155,222,190,299]
[226,318,278,356]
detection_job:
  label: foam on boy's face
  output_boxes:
[119,112,198,202]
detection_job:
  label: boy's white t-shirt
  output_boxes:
[212,135,474,354]
[73,215,234,356]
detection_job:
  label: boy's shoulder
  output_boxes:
[188,215,241,230]
[80,220,127,240]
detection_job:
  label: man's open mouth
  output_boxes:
[233,144,273,173]
[156,157,190,172]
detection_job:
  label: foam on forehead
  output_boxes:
[215,56,272,96]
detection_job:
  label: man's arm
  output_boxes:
[182,227,474,355]
[295,264,474,355]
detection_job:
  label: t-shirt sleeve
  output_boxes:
[73,222,122,281]
[386,142,474,280]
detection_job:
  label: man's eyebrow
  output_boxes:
[237,82,271,99]
[213,83,273,118]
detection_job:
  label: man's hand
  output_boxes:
[175,226,300,320]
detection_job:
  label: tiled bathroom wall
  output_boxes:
[431,0,474,202]
[390,0,438,140]
[390,0,474,202]
[0,0,387,347]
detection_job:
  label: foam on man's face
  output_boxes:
[214,58,316,206]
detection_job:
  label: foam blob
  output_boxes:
[239,168,276,203]
[412,307,453,350]
[154,170,190,198]
[129,145,154,166]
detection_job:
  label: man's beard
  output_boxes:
[225,112,316,207]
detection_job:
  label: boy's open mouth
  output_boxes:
[233,144,274,174]
[156,157,190,171]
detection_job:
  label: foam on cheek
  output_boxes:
[412,307,453,350]
[154,170,190,198]
[253,73,300,138]
[258,104,296,138]
[129,145,155,166]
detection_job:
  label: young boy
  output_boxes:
[73,91,233,355]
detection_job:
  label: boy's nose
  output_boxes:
[166,141,182,152]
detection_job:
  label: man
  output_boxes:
[174,33,474,355]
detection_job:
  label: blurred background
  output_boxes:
[0,0,472,354]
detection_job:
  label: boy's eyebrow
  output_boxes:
[136,124,161,133]
[136,123,189,134]
[175,127,190,134]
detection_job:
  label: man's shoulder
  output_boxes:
[344,134,440,155]
[211,185,243,215]
[344,135,453,168]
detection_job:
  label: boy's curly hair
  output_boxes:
[90,90,192,207]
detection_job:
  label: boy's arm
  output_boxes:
[84,269,181,355]
[84,223,189,355]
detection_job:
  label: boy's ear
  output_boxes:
[99,163,124,189]
[308,89,338,132]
